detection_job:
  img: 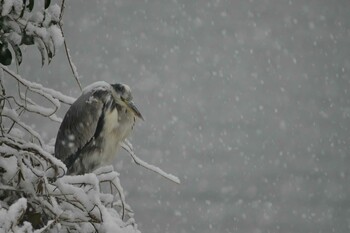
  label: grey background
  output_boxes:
[18,0,350,232]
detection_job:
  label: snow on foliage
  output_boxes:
[0,198,33,233]
[0,1,140,231]
[0,65,144,232]
[1,2,179,232]
[0,0,63,66]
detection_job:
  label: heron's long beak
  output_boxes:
[126,101,144,120]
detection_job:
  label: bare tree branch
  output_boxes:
[59,0,83,92]
[59,25,83,92]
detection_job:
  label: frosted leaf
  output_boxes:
[34,27,49,42]
[8,32,22,45]
[32,12,45,23]
[47,4,61,22]
[42,12,52,27]
[1,0,13,16]
[12,0,23,15]
[25,22,36,36]
[0,154,17,180]
[49,25,64,47]
[0,198,27,231]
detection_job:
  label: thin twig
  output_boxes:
[59,0,66,22]
[2,113,44,147]
[1,65,75,105]
[99,179,125,220]
[59,0,82,92]
[122,140,181,184]
[0,68,5,113]
[59,25,83,92]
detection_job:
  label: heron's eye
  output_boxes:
[120,85,126,93]
[112,84,126,95]
[112,83,132,101]
[122,93,132,101]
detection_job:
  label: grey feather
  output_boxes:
[55,88,109,173]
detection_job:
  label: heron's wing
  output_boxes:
[55,89,110,165]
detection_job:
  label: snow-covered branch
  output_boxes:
[0,1,141,230]
[1,2,179,233]
[122,139,181,184]
[0,66,142,232]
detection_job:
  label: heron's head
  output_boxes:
[111,83,144,120]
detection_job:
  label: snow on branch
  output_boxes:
[122,139,181,184]
[0,198,32,233]
[0,1,141,227]
[0,68,142,232]
[1,65,75,106]
[1,2,179,232]
[0,0,64,66]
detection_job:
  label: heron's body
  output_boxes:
[55,82,142,175]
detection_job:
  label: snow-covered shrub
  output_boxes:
[0,66,143,232]
[0,0,63,66]
[0,1,179,232]
[0,1,141,232]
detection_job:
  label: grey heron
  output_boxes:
[55,81,143,175]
